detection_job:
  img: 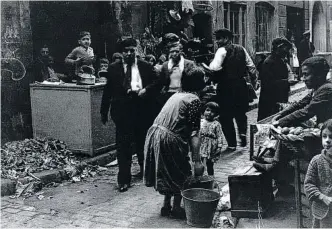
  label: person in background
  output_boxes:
[97,58,109,81]
[100,38,157,192]
[200,102,223,176]
[304,119,332,228]
[111,52,123,64]
[144,67,205,219]
[257,37,292,121]
[289,35,300,80]
[32,45,54,82]
[207,29,257,151]
[156,33,196,108]
[155,54,167,72]
[145,54,157,68]
[65,31,95,79]
[298,30,315,65]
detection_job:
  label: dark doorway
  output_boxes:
[30,1,118,74]
[286,6,304,47]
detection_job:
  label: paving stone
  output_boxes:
[18,210,40,217]
[2,207,22,214]
[72,219,94,227]
[71,213,94,221]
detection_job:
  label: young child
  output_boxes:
[200,102,223,176]
[65,31,95,77]
[304,119,332,228]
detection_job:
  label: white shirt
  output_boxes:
[123,58,142,91]
[168,56,184,92]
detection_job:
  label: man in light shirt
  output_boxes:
[100,38,157,192]
[207,29,257,152]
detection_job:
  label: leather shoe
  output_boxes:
[118,184,128,192]
[161,206,172,217]
[222,147,237,153]
[253,162,276,172]
[171,207,186,219]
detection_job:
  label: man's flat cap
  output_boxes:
[272,37,292,49]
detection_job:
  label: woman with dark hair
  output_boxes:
[144,67,205,219]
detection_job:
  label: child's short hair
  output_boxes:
[99,58,109,65]
[320,119,332,136]
[79,31,91,39]
[204,102,220,115]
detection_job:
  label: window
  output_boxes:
[255,2,274,52]
[223,2,246,47]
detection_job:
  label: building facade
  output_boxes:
[1,0,331,143]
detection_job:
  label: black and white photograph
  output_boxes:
[1,0,332,228]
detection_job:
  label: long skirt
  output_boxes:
[143,124,192,195]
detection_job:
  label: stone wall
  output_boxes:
[1,1,33,143]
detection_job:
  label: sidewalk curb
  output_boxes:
[1,149,117,197]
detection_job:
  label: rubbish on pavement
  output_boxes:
[217,184,231,211]
[105,159,118,167]
[50,209,59,216]
[37,194,44,200]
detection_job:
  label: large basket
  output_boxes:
[270,128,321,160]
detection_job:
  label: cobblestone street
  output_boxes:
[1,89,309,228]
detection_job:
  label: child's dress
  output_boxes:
[304,149,332,228]
[199,119,223,161]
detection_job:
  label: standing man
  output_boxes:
[32,45,55,82]
[257,37,292,121]
[100,38,157,192]
[298,30,315,65]
[208,29,257,151]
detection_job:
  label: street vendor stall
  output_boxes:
[249,115,321,228]
[30,82,116,156]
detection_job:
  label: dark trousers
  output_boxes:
[113,95,153,185]
[206,159,214,176]
[219,111,247,148]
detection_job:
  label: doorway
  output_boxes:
[286,6,304,48]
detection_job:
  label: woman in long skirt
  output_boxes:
[144,68,205,219]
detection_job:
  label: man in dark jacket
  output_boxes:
[100,38,157,192]
[298,30,315,65]
[254,56,332,173]
[257,37,292,121]
[208,29,257,151]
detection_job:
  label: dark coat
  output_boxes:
[215,44,249,114]
[100,59,157,124]
[278,81,332,127]
[257,54,290,121]
[298,39,315,64]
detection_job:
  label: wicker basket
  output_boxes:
[270,128,321,160]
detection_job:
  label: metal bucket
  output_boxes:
[190,175,215,189]
[182,188,220,228]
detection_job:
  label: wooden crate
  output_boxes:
[30,83,116,156]
[228,166,273,218]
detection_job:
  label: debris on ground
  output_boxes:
[1,138,114,198]
[217,184,231,211]
[50,209,59,216]
[212,214,235,228]
[105,159,118,167]
[1,138,83,180]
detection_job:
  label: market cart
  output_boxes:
[249,116,321,228]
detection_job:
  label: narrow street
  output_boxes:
[1,89,309,228]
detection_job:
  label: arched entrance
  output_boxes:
[312,1,326,52]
